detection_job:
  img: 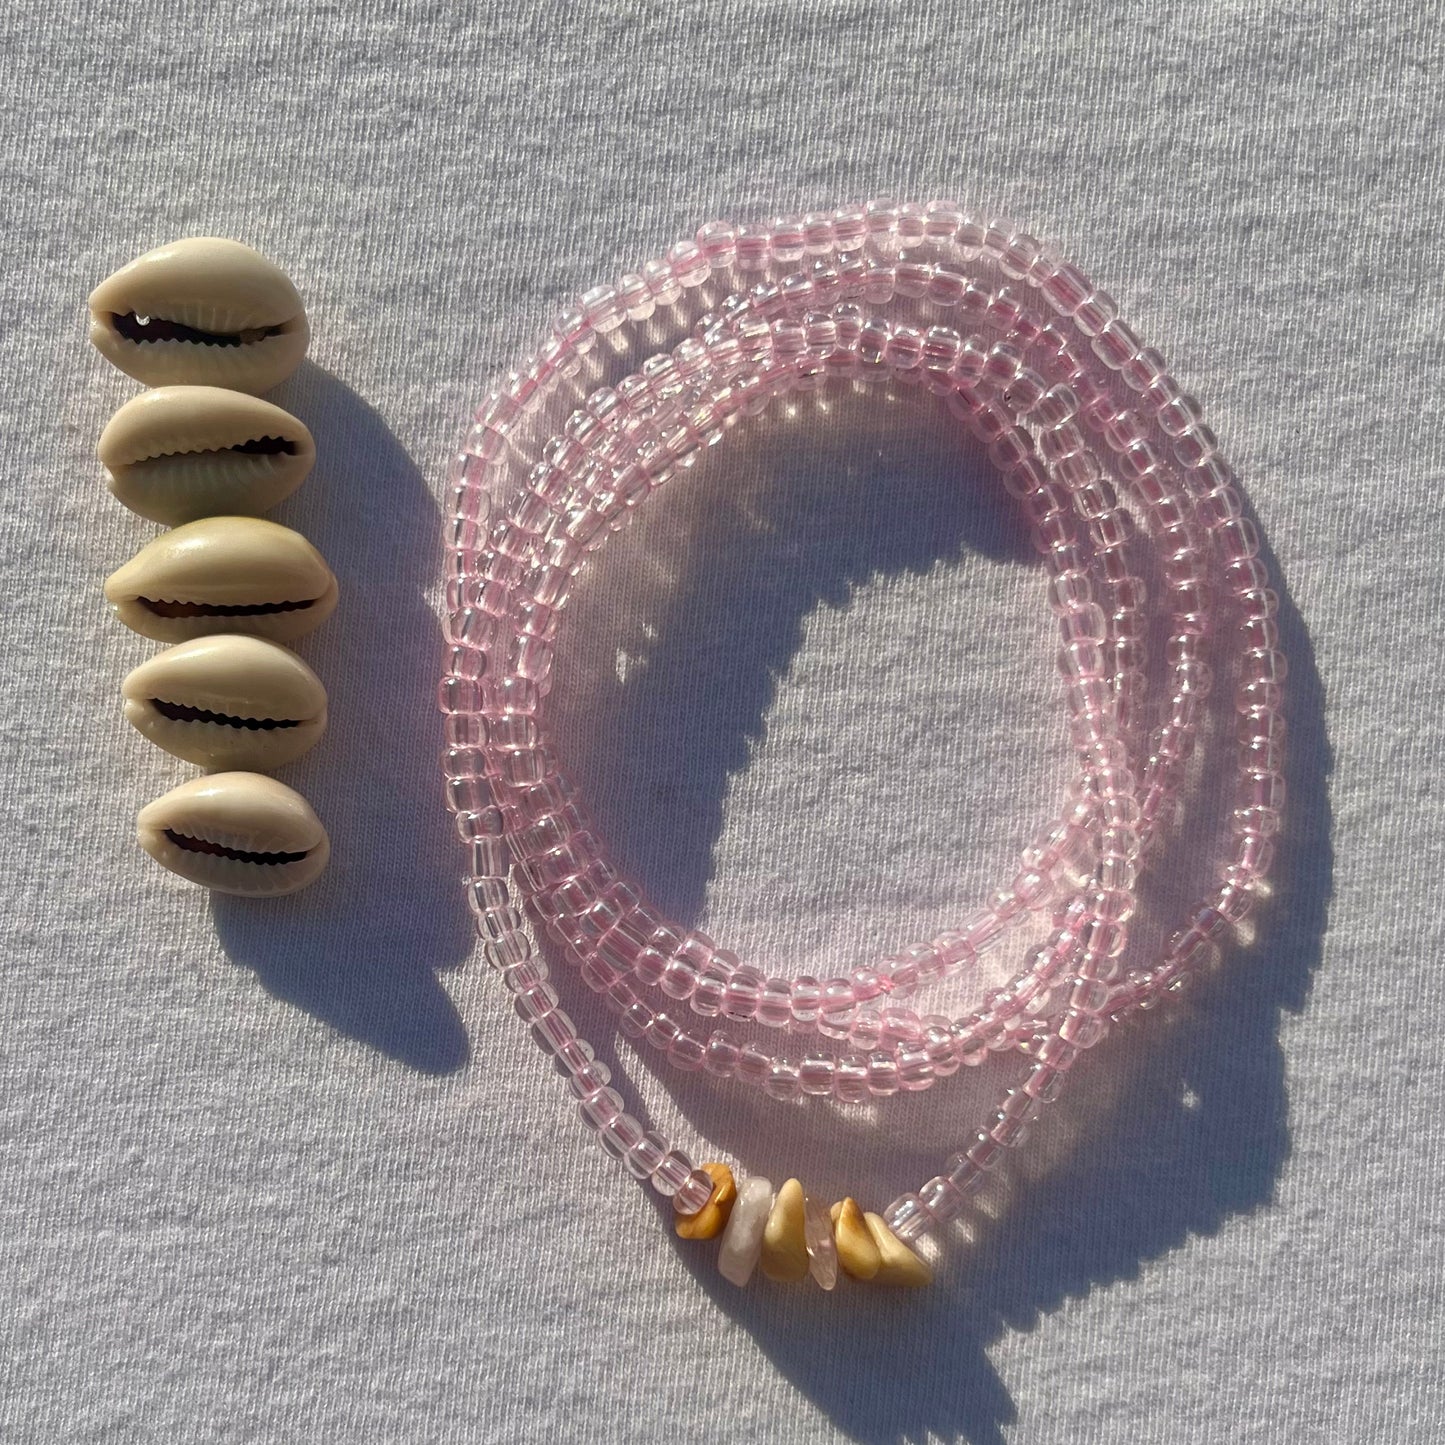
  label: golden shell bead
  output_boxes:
[759,1177,809,1282]
[674,1162,737,1241]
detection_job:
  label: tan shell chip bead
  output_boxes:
[137,772,330,897]
[98,386,315,525]
[104,516,339,644]
[122,635,327,771]
[88,237,309,394]
[674,1163,738,1241]
[759,1177,810,1282]
[830,1197,882,1280]
[862,1212,932,1287]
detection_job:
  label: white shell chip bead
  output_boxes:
[717,1176,774,1287]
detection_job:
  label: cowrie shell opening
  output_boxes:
[122,635,328,771]
[137,771,330,896]
[99,386,316,525]
[88,237,309,394]
[104,516,339,644]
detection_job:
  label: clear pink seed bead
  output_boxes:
[722,968,763,1019]
[625,1130,666,1180]
[757,978,793,1027]
[919,1175,967,1224]
[833,1055,869,1103]
[651,1150,696,1197]
[883,1192,932,1243]
[704,1030,740,1078]
[578,1087,624,1130]
[672,1168,716,1216]
[764,1062,802,1101]
[799,1055,835,1096]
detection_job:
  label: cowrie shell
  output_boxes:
[104,516,339,644]
[98,386,316,525]
[88,237,309,394]
[123,635,327,771]
[137,772,330,896]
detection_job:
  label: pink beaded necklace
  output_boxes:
[438,201,1284,1290]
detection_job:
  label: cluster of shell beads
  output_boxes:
[673,1165,930,1290]
[91,238,334,897]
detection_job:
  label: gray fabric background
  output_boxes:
[2,2,1441,1441]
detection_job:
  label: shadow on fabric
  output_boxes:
[542,382,1333,1445]
[211,363,472,1075]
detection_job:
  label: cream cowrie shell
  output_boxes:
[122,636,327,771]
[98,386,316,525]
[88,237,309,394]
[104,516,339,644]
[137,772,329,896]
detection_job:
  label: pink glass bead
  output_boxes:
[734,1045,769,1089]
[799,1054,835,1096]
[722,966,764,1020]
[866,1053,900,1097]
[672,1168,716,1216]
[897,1047,934,1092]
[883,1192,932,1243]
[850,966,885,1002]
[756,978,793,1028]
[624,1130,666,1181]
[789,975,822,1022]
[689,963,730,1017]
[919,1175,967,1224]
[764,1062,801,1101]
[578,1087,624,1130]
[659,956,697,1000]
[651,1150,696,1198]
[667,1031,707,1072]
[833,1055,870,1104]
[602,1113,646,1159]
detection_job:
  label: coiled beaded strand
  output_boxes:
[440,202,1284,1285]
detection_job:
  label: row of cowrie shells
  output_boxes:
[90,239,333,896]
[673,1165,931,1289]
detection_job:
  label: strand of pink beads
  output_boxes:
[438,201,1284,1287]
